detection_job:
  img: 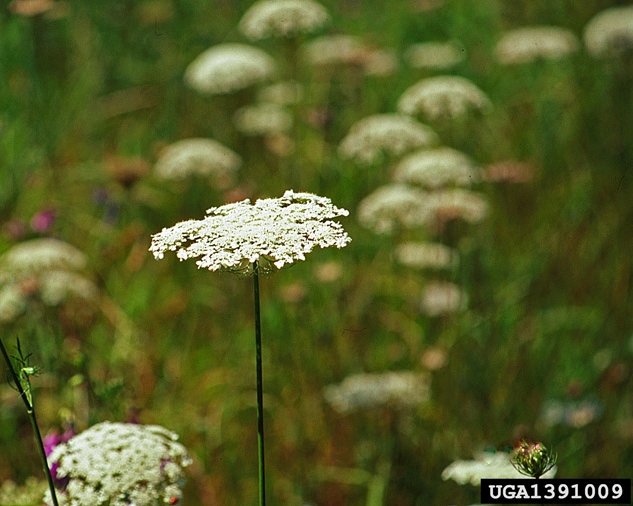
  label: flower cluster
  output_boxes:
[392,147,479,189]
[323,371,430,413]
[583,5,633,57]
[338,114,439,165]
[357,184,429,234]
[239,0,330,40]
[0,238,97,322]
[420,281,468,316]
[397,75,492,120]
[150,190,351,273]
[153,138,242,181]
[233,103,293,136]
[184,43,277,95]
[394,241,458,270]
[404,40,466,69]
[494,26,579,65]
[512,440,558,479]
[442,451,557,486]
[44,422,192,506]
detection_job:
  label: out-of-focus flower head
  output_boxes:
[153,138,241,184]
[397,75,492,120]
[323,371,430,413]
[494,26,579,65]
[338,114,439,165]
[302,35,399,76]
[233,103,293,136]
[423,189,489,228]
[583,5,633,57]
[404,40,466,69]
[150,190,351,274]
[257,80,303,105]
[357,184,429,235]
[29,207,57,234]
[394,241,458,270]
[392,147,479,189]
[44,421,192,506]
[239,0,330,40]
[184,43,277,95]
[420,281,467,316]
[0,238,98,322]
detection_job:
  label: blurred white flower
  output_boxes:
[392,147,479,189]
[153,138,241,181]
[424,188,489,225]
[44,422,192,506]
[324,371,430,413]
[420,281,467,316]
[38,271,99,306]
[302,34,365,66]
[239,0,330,40]
[0,284,26,323]
[357,184,429,235]
[494,26,579,64]
[397,75,492,119]
[404,41,466,69]
[150,190,351,273]
[442,451,557,486]
[184,43,277,95]
[338,114,439,165]
[583,5,633,57]
[0,238,87,282]
[233,103,293,136]
[394,241,458,270]
[257,80,303,105]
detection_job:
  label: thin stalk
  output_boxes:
[252,261,266,506]
[0,338,59,506]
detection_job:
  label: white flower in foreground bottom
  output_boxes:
[442,451,557,486]
[150,190,351,273]
[45,422,192,506]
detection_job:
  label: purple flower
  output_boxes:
[30,208,56,233]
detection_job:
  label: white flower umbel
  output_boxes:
[394,241,458,270]
[150,190,350,273]
[338,114,439,165]
[233,103,293,136]
[324,371,430,414]
[583,5,633,57]
[184,43,277,95]
[397,75,492,120]
[357,184,429,235]
[494,26,579,65]
[153,138,242,181]
[44,422,192,506]
[392,147,479,189]
[239,0,330,40]
[442,451,557,486]
[420,281,468,316]
[404,41,466,69]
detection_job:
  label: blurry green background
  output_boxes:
[0,0,632,504]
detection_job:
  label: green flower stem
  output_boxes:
[252,261,266,506]
[0,338,59,506]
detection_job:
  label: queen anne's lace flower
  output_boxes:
[394,241,458,270]
[338,114,439,165]
[184,43,277,95]
[442,451,557,486]
[44,422,192,506]
[0,238,87,282]
[583,5,633,57]
[420,281,468,316]
[153,138,242,181]
[424,188,489,225]
[233,103,293,136]
[239,0,330,40]
[150,190,351,273]
[397,75,492,120]
[494,26,579,64]
[392,147,479,189]
[404,41,466,69]
[357,184,429,234]
[323,371,430,413]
